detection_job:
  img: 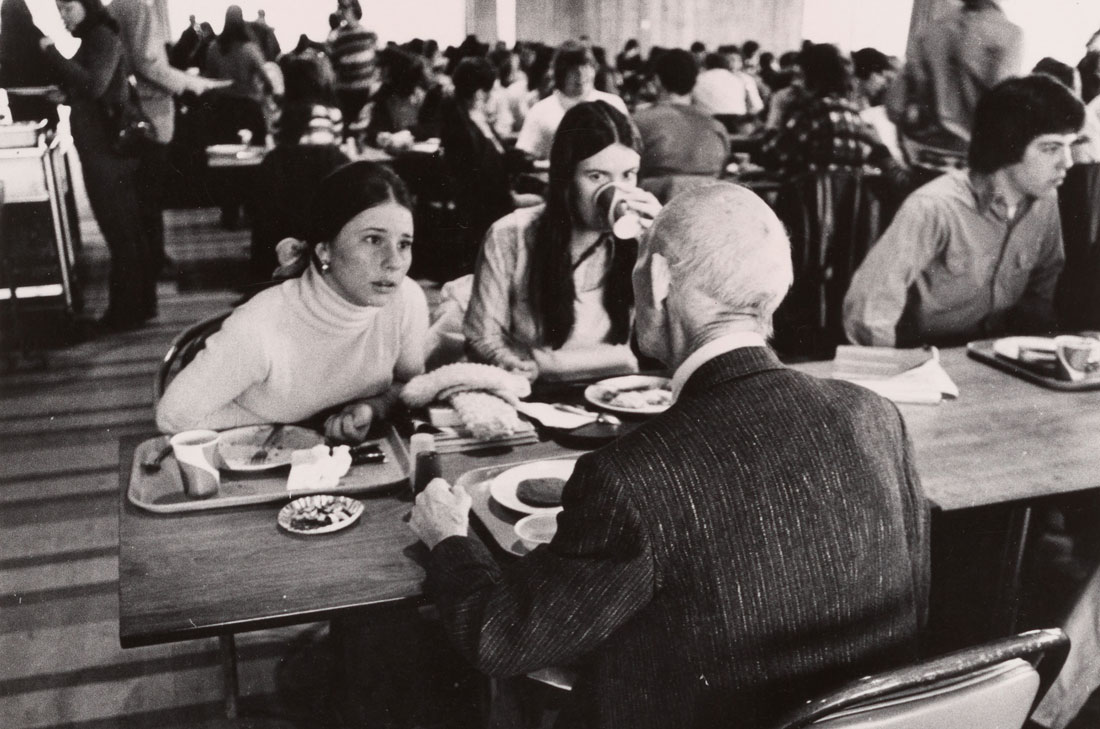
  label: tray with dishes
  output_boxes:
[128,424,411,514]
[967,337,1100,391]
[456,456,578,557]
[584,375,673,415]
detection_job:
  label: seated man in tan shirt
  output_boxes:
[844,75,1084,347]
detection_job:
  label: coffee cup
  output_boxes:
[594,184,643,240]
[1054,335,1100,382]
[169,430,221,499]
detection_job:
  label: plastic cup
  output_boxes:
[594,184,643,240]
[1054,335,1100,382]
[169,430,221,499]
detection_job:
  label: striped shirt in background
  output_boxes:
[330,22,377,93]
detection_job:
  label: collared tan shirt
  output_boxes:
[843,169,1064,347]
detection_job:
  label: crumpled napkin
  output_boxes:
[515,402,599,429]
[287,445,352,491]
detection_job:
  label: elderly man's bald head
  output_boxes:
[647,183,793,331]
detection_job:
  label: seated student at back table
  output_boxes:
[514,41,628,161]
[464,100,660,382]
[633,48,730,200]
[412,183,930,729]
[844,75,1085,347]
[759,43,890,178]
[156,162,428,443]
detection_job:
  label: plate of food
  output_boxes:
[585,375,673,415]
[489,459,576,514]
[278,494,363,535]
[992,336,1057,364]
[514,512,558,545]
[218,424,325,471]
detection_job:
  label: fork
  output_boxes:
[250,424,285,465]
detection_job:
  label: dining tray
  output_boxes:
[128,425,411,514]
[455,455,578,558]
[967,339,1100,391]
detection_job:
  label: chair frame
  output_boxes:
[153,311,231,404]
[769,628,1069,729]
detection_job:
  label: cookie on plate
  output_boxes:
[516,477,566,508]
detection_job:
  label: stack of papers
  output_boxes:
[831,346,959,404]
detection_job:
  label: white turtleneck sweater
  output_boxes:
[156,267,428,433]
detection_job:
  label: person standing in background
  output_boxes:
[109,0,229,280]
[887,0,1022,185]
[39,0,154,331]
[329,0,378,131]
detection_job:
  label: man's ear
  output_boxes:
[650,252,671,305]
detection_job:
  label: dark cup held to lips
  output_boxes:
[594,184,644,240]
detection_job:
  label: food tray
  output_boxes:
[128,425,411,513]
[967,339,1100,391]
[455,455,578,558]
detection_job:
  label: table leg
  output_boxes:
[992,504,1033,635]
[219,634,239,719]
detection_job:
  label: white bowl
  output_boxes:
[514,512,558,545]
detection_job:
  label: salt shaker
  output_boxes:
[409,433,440,496]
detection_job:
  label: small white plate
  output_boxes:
[515,512,558,545]
[218,424,325,471]
[489,459,576,515]
[584,375,673,415]
[992,336,1057,363]
[278,494,363,535]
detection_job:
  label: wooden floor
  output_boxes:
[0,207,339,729]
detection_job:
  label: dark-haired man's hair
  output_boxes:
[800,43,848,97]
[551,41,597,88]
[1032,57,1078,92]
[968,75,1086,174]
[488,47,514,85]
[654,48,698,95]
[703,52,730,71]
[452,57,496,102]
[852,47,891,80]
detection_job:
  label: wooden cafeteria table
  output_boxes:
[115,433,584,717]
[117,348,1100,711]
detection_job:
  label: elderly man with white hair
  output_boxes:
[410,183,930,729]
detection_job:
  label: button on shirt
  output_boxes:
[843,169,1065,347]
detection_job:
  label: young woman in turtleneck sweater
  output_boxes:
[156,162,429,444]
[39,0,155,331]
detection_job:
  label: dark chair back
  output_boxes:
[771,167,885,358]
[768,628,1069,729]
[153,311,231,404]
[1057,162,1100,330]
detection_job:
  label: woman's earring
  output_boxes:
[321,259,331,273]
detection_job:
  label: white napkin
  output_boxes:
[514,402,599,430]
[287,445,352,491]
[833,346,958,404]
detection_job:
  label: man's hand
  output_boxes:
[324,401,374,444]
[409,478,472,549]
